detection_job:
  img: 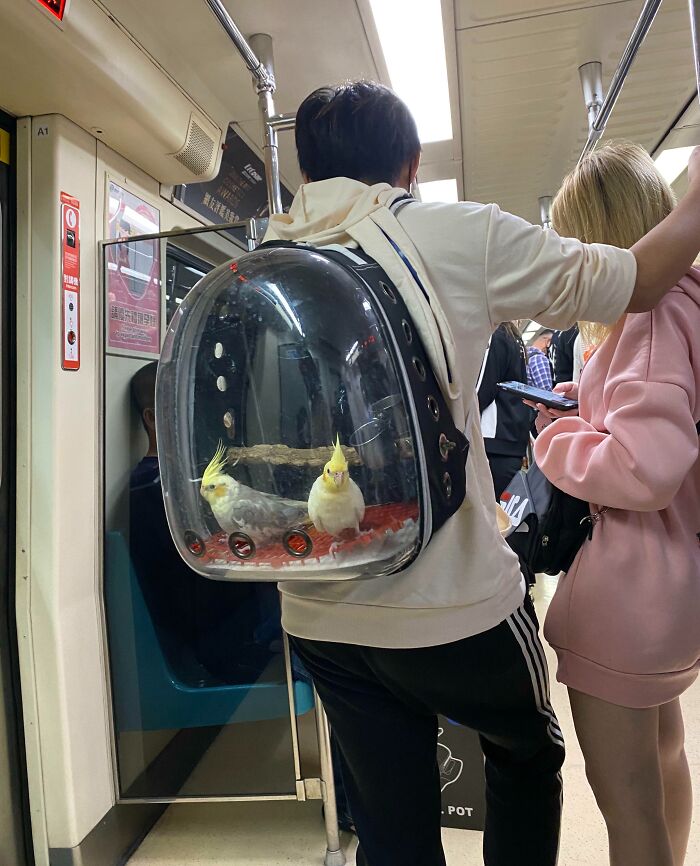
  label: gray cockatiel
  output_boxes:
[200,442,309,542]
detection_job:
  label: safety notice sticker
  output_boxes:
[60,192,80,371]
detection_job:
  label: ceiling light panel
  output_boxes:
[654,145,695,184]
[368,0,453,143]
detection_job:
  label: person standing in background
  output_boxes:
[550,324,578,386]
[527,328,554,437]
[526,328,554,390]
[129,362,277,684]
[477,322,533,498]
[130,362,355,832]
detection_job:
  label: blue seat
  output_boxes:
[104,531,313,732]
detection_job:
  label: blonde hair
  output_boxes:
[552,141,676,347]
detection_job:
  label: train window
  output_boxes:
[165,245,211,324]
[102,229,305,802]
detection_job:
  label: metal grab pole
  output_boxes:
[315,692,346,866]
[258,88,284,215]
[268,113,297,132]
[204,0,275,90]
[579,0,663,162]
[690,0,700,100]
[204,3,286,215]
[538,196,553,229]
[249,33,284,216]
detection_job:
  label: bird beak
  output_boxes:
[333,471,345,487]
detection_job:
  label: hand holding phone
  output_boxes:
[497,381,579,411]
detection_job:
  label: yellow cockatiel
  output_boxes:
[308,437,365,537]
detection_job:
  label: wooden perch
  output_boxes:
[226,443,362,468]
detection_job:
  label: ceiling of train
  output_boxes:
[99,0,698,222]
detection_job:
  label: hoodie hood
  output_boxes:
[266,178,398,247]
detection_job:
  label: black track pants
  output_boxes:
[487,453,524,500]
[291,596,564,866]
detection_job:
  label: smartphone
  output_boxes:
[497,381,578,411]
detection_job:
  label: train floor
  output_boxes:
[128,575,700,865]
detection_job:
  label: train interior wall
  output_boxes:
[14,112,213,864]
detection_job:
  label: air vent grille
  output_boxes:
[174,117,216,176]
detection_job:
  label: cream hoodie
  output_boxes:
[265,178,637,648]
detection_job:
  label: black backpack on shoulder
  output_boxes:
[501,461,600,579]
[503,419,700,579]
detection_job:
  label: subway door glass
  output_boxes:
[104,237,303,800]
[0,115,32,864]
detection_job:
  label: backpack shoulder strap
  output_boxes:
[388,193,415,218]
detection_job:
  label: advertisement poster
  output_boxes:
[106,181,161,355]
[438,718,486,831]
[60,192,80,371]
[173,126,294,242]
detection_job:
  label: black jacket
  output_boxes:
[478,325,533,458]
[550,324,578,386]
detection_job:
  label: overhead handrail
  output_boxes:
[203,0,275,92]
[578,0,663,163]
[204,2,286,215]
[690,0,700,101]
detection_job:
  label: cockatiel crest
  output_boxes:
[322,436,350,490]
[201,440,230,501]
[308,436,365,537]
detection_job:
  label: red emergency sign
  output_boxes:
[60,192,80,371]
[34,0,67,20]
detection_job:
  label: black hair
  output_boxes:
[131,361,158,431]
[295,81,421,185]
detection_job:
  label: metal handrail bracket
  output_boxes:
[579,0,664,162]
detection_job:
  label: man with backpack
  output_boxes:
[263,81,700,866]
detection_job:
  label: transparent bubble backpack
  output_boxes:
[156,242,469,581]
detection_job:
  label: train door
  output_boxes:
[102,226,310,804]
[0,113,32,866]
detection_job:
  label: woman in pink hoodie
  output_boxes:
[533,142,700,866]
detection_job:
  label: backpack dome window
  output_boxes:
[156,244,468,581]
